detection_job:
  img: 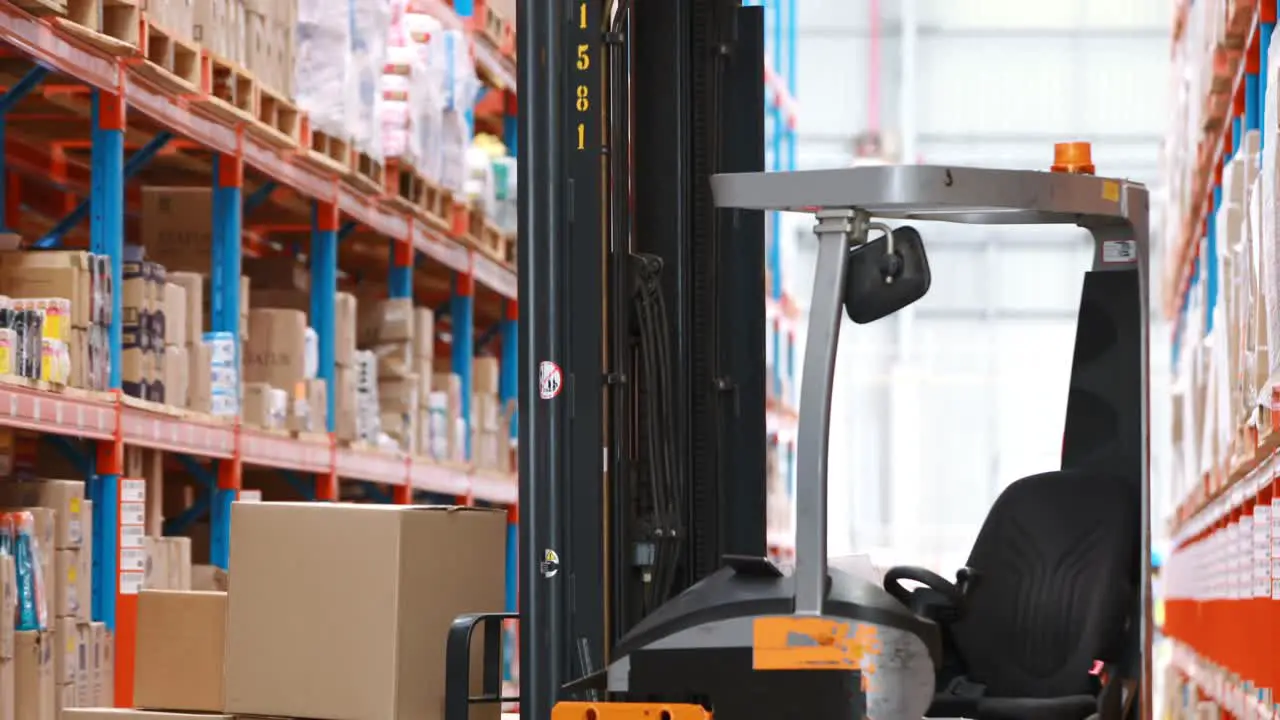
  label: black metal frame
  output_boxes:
[444,613,520,720]
[514,1,769,718]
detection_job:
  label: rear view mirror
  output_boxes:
[843,225,931,324]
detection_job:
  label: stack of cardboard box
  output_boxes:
[114,502,504,720]
[360,298,417,452]
[140,187,251,420]
[242,309,306,432]
[244,0,297,98]
[471,358,503,471]
[427,371,464,463]
[192,0,247,66]
[0,479,113,718]
[166,272,211,413]
[121,257,169,402]
[0,250,112,391]
[412,309,434,456]
[333,293,358,442]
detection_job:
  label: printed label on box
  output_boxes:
[120,502,145,526]
[119,570,144,595]
[120,524,145,549]
[120,548,146,573]
[121,479,146,502]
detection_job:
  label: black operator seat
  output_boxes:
[881,271,1143,720]
[883,468,1138,720]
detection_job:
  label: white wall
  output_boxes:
[788,0,1173,568]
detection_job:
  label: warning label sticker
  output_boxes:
[539,361,563,400]
[1101,240,1137,264]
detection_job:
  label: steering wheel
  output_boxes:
[883,565,965,608]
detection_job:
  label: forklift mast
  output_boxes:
[517,0,771,718]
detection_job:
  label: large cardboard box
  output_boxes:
[244,309,307,388]
[134,591,227,712]
[14,631,53,720]
[140,189,213,273]
[224,503,506,720]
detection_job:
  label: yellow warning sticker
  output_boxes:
[752,616,881,672]
[1102,181,1120,202]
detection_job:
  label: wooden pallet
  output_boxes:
[11,0,67,17]
[383,158,425,215]
[348,149,384,195]
[133,18,201,94]
[475,220,514,263]
[478,2,508,49]
[422,180,451,228]
[247,83,300,149]
[197,50,257,123]
[303,126,352,175]
[54,0,141,55]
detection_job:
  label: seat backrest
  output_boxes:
[950,469,1138,699]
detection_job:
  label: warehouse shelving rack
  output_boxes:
[0,0,523,706]
[1162,0,1280,713]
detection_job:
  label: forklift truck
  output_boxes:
[443,0,1150,718]
[447,159,1150,720]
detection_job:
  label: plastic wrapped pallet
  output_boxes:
[436,28,480,192]
[293,0,350,140]
[381,0,434,165]
[350,0,389,160]
[294,0,388,160]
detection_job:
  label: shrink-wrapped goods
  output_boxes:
[294,0,388,161]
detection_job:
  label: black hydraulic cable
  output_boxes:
[633,260,684,609]
[646,281,681,602]
[633,268,681,605]
[632,270,667,609]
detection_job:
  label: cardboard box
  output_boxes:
[242,383,287,430]
[164,344,190,408]
[224,503,506,720]
[377,375,419,416]
[79,501,92,623]
[244,309,307,388]
[413,308,434,359]
[54,618,75,687]
[166,272,203,344]
[334,367,358,442]
[14,631,53,720]
[336,292,357,367]
[288,378,328,434]
[473,357,499,395]
[74,623,90,708]
[0,658,13,720]
[52,551,82,619]
[0,251,94,329]
[140,189,213,273]
[90,623,111,707]
[188,342,212,413]
[163,282,188,347]
[56,683,74,716]
[134,591,228,713]
[358,298,414,347]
